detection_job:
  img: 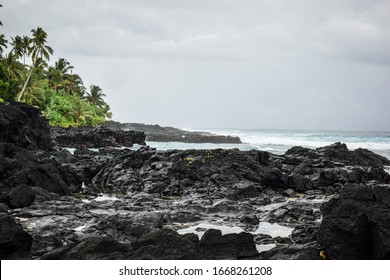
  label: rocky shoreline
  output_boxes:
[1,102,390,260]
[103,121,242,144]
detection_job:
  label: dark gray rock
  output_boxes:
[4,161,81,195]
[7,185,35,209]
[103,121,242,144]
[51,126,146,149]
[0,102,53,150]
[199,229,258,259]
[0,212,33,259]
[40,236,131,260]
[240,215,259,225]
[261,243,321,260]
[128,229,199,259]
[317,184,390,259]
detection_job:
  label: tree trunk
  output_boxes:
[18,61,34,102]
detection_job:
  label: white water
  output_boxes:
[252,222,293,238]
[177,223,244,239]
[177,221,293,254]
[147,129,390,159]
[80,193,120,203]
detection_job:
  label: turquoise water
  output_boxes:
[146,129,390,159]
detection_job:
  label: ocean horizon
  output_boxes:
[145,128,390,160]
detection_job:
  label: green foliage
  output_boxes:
[0,27,112,127]
[43,89,109,127]
[0,61,20,101]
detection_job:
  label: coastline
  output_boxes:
[1,102,390,260]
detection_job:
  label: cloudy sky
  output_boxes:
[2,0,390,131]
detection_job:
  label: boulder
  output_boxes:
[0,212,33,259]
[199,229,258,259]
[7,185,35,208]
[127,229,199,259]
[317,184,390,259]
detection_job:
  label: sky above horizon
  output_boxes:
[2,0,390,131]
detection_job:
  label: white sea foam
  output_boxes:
[64,147,76,155]
[252,222,293,238]
[177,221,292,254]
[177,221,292,239]
[177,223,244,239]
[161,128,390,158]
[74,225,87,232]
[94,194,120,202]
[256,244,276,253]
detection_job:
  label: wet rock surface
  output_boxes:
[1,103,390,259]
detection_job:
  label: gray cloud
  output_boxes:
[2,0,390,131]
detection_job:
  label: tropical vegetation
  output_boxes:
[0,24,112,127]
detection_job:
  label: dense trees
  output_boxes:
[0,26,112,127]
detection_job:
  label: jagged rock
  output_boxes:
[0,102,53,150]
[4,161,81,195]
[0,103,82,197]
[317,184,390,259]
[287,142,390,167]
[291,224,319,244]
[51,126,146,148]
[0,212,33,259]
[2,104,389,262]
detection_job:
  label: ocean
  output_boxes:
[145,129,390,160]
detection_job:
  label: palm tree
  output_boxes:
[47,58,74,93]
[66,73,85,96]
[67,100,93,125]
[10,35,24,59]
[33,57,48,75]
[2,52,24,80]
[29,27,53,61]
[55,58,73,74]
[21,35,31,64]
[22,79,46,107]
[18,27,53,101]
[85,85,106,107]
[0,34,7,55]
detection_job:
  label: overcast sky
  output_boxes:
[2,0,390,131]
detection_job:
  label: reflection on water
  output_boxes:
[177,221,293,253]
[177,223,244,239]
